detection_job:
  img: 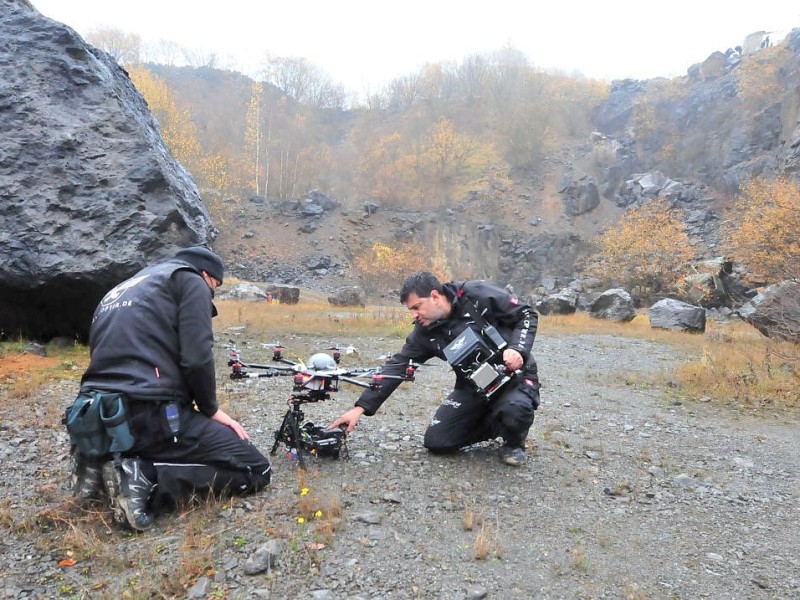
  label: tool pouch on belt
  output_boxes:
[64,391,134,457]
[99,393,135,453]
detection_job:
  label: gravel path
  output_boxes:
[1,332,798,599]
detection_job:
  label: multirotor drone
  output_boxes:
[227,343,417,468]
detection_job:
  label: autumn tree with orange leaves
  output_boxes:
[724,177,800,283]
[585,199,695,301]
[352,242,428,294]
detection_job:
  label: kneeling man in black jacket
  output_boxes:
[71,246,271,530]
[331,271,541,467]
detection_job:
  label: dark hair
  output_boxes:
[400,271,443,303]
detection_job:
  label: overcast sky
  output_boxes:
[31,0,800,96]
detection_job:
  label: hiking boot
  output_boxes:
[73,457,104,504]
[499,445,527,467]
[102,459,155,531]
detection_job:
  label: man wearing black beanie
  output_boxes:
[69,246,271,531]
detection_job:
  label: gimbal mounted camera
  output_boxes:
[227,344,417,468]
[442,301,521,399]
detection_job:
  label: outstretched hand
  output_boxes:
[329,406,365,434]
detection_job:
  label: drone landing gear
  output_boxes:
[270,400,348,468]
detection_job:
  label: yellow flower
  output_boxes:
[300,487,310,496]
[314,510,323,518]
[297,517,305,524]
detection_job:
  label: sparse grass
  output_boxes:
[292,467,342,547]
[174,512,218,592]
[674,333,799,409]
[541,312,799,411]
[540,312,706,348]
[472,517,503,561]
[568,545,589,571]
[0,342,87,403]
[215,298,411,339]
[623,581,651,599]
[462,505,482,532]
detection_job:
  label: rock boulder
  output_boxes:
[649,298,706,333]
[327,286,366,308]
[737,280,800,342]
[589,289,636,322]
[0,0,216,341]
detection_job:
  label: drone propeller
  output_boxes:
[326,344,358,364]
[328,344,359,354]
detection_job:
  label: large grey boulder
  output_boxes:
[535,288,578,315]
[559,173,600,216]
[0,0,216,341]
[327,286,366,308]
[648,298,706,333]
[589,289,636,322]
[737,280,800,342]
[264,285,300,304]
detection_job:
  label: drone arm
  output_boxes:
[237,361,282,370]
[273,357,297,366]
[337,375,373,389]
[230,368,297,379]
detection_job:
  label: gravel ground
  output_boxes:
[1,331,798,599]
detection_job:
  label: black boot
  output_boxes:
[73,455,104,504]
[102,458,155,531]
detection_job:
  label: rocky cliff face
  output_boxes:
[220,30,800,298]
[593,29,800,193]
[0,0,217,341]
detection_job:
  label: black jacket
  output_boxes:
[80,259,219,416]
[355,279,537,415]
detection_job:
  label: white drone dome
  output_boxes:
[307,352,337,371]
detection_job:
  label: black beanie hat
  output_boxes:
[175,246,224,284]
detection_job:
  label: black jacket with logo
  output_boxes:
[79,260,219,416]
[355,279,537,416]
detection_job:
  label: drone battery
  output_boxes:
[470,362,502,390]
[443,327,493,369]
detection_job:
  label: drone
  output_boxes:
[227,344,417,468]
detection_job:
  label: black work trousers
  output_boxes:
[423,376,540,452]
[127,401,271,511]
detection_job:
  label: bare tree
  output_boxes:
[183,48,218,69]
[458,53,491,102]
[386,74,421,112]
[307,79,345,110]
[260,54,342,109]
[85,27,141,65]
[144,39,187,66]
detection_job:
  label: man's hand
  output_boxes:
[211,408,249,440]
[329,406,365,434]
[502,348,524,371]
